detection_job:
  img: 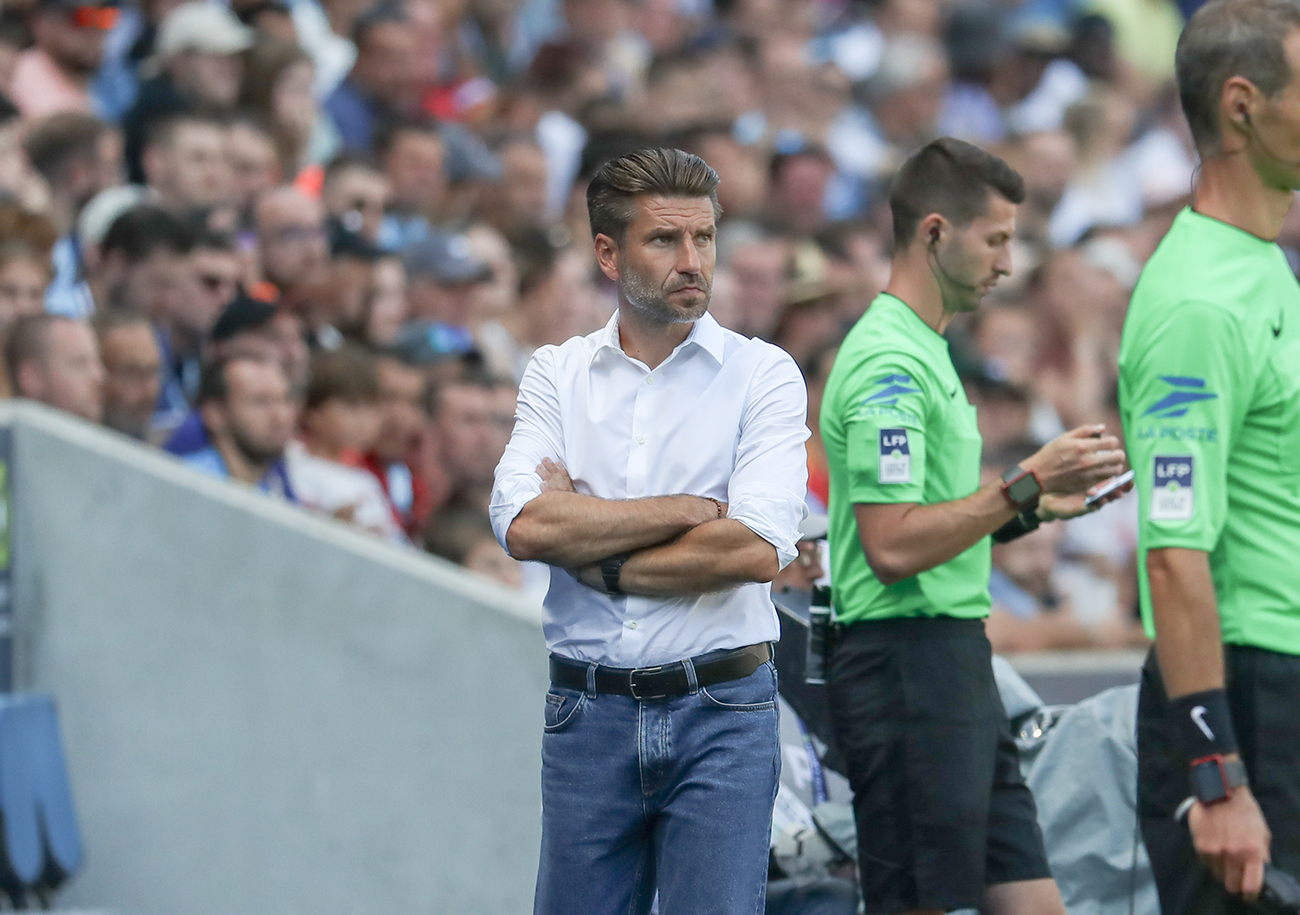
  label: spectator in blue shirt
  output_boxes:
[182,354,297,500]
[324,2,418,154]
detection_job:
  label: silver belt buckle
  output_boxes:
[628,666,665,700]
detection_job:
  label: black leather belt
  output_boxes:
[549,643,771,700]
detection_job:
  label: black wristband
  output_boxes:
[1169,688,1239,763]
[601,554,630,596]
[991,510,1042,544]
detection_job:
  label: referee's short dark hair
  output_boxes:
[1176,0,1300,154]
[889,138,1025,249]
[586,147,721,243]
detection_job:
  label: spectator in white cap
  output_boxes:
[121,0,253,183]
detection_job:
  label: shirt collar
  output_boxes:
[591,309,727,367]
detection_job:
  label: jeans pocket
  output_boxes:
[698,661,777,711]
[543,687,587,732]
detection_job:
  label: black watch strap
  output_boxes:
[1190,755,1248,805]
[601,554,630,595]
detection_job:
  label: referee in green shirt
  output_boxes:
[1119,1,1300,910]
[822,138,1129,915]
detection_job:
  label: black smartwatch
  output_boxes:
[1190,754,1248,805]
[601,554,630,595]
[1000,465,1043,511]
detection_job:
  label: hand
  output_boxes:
[538,458,576,493]
[569,563,604,591]
[1023,425,1127,496]
[1037,473,1134,521]
[1188,782,1272,900]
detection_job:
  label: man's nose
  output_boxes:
[677,239,701,275]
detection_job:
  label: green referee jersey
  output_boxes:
[1119,208,1300,655]
[822,292,991,623]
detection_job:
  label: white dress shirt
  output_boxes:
[490,311,809,667]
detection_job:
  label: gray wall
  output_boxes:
[3,402,546,915]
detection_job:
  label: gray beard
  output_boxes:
[621,267,708,326]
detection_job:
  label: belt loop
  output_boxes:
[585,662,598,700]
[682,657,699,694]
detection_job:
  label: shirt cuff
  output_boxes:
[727,482,807,570]
[488,479,544,554]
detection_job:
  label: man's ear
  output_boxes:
[593,233,622,283]
[920,214,946,248]
[1221,76,1259,141]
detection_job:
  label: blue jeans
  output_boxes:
[535,658,781,915]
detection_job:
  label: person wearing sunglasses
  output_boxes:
[11,0,119,118]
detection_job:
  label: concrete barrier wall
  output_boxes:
[3,402,547,915]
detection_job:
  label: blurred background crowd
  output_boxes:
[0,0,1236,651]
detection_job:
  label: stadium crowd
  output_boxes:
[0,0,1215,651]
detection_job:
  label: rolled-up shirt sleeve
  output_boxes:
[490,346,564,553]
[726,346,810,570]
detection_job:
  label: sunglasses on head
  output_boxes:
[67,5,119,29]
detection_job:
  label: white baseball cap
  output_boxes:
[154,1,254,60]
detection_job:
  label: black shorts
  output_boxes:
[1137,646,1300,915]
[826,616,1051,913]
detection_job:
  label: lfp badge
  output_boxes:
[879,428,911,484]
[1150,455,1194,521]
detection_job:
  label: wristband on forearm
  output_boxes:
[991,510,1042,544]
[1169,688,1239,762]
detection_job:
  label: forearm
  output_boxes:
[858,481,1019,585]
[581,519,780,597]
[1147,547,1225,698]
[505,491,715,566]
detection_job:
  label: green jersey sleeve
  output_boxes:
[835,352,932,505]
[1125,300,1256,551]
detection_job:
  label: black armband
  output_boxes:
[1169,688,1239,763]
[991,510,1042,544]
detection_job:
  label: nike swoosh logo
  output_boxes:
[1274,312,1284,337]
[1191,705,1215,741]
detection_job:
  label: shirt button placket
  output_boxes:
[627,373,652,497]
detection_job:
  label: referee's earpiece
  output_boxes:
[926,224,980,293]
[1241,108,1252,127]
